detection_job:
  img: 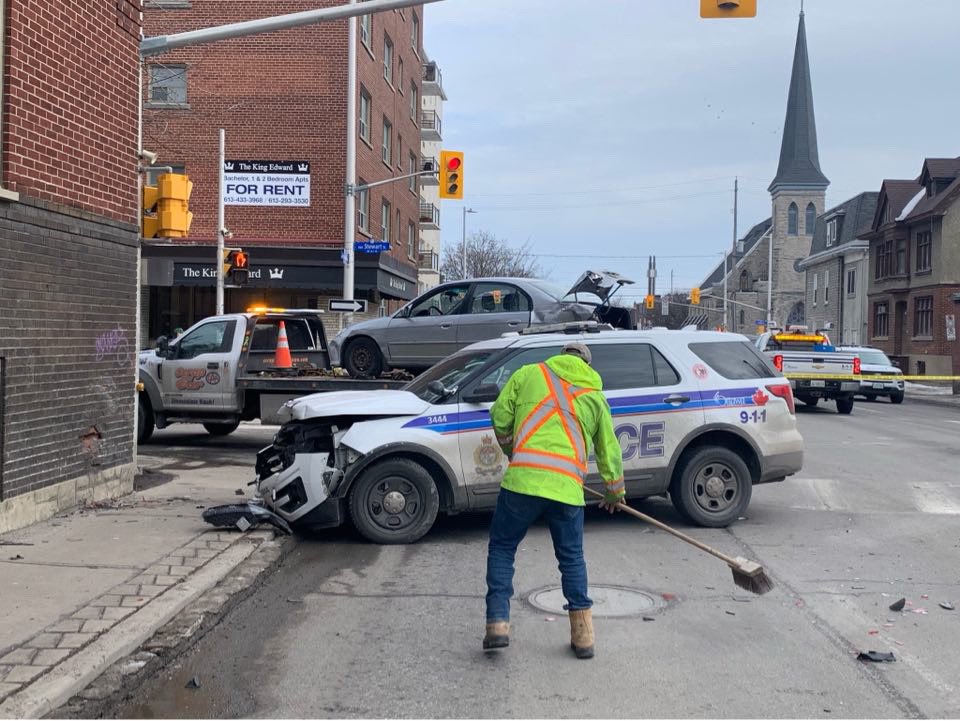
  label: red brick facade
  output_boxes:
[2,0,142,223]
[141,1,423,267]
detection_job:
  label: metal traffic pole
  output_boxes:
[217,128,226,316]
[342,0,358,332]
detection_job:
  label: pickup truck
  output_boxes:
[755,329,861,414]
[137,309,404,442]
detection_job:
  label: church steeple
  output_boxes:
[768,11,829,193]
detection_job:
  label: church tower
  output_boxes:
[768,10,828,326]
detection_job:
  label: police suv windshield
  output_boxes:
[404,350,496,403]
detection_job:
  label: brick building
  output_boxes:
[140,1,431,342]
[862,158,960,376]
[699,11,828,333]
[0,0,141,532]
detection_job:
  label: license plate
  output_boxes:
[810,380,825,388]
[872,382,885,389]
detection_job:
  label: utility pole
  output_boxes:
[342,0,358,329]
[723,177,739,330]
[767,227,774,327]
[462,207,476,279]
[216,128,226,315]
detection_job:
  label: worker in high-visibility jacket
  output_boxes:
[483,342,624,659]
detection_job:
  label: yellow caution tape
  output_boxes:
[785,374,960,382]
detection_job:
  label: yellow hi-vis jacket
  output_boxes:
[490,354,624,507]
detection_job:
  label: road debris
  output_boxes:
[234,488,245,495]
[202,503,292,534]
[921,594,929,599]
[8,554,24,560]
[940,602,955,611]
[868,629,879,635]
[888,598,906,612]
[642,616,655,622]
[857,651,896,663]
[912,609,928,615]
[544,616,556,622]
[725,611,736,616]
[0,540,33,546]
[185,676,201,689]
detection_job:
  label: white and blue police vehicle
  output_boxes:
[254,325,804,544]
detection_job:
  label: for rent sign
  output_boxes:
[223,160,310,207]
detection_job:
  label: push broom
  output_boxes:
[583,487,774,595]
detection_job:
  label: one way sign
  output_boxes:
[328,298,368,313]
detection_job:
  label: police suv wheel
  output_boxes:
[344,337,384,378]
[203,421,240,436]
[671,446,752,528]
[348,458,440,544]
[890,391,904,404]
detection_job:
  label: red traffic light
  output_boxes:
[233,251,249,269]
[446,156,461,171]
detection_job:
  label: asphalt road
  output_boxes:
[120,401,960,719]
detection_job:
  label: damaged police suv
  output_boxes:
[254,325,803,544]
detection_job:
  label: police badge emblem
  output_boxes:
[474,435,503,476]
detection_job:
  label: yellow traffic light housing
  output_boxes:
[691,287,701,305]
[439,150,464,200]
[700,0,757,18]
[645,294,655,310]
[156,173,193,238]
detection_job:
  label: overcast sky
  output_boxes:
[423,0,958,299]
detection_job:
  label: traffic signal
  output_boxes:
[439,150,464,200]
[691,287,701,305]
[141,181,160,238]
[144,173,193,238]
[223,248,250,286]
[700,0,756,18]
[645,294,655,310]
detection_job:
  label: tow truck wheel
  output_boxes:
[203,421,241,436]
[348,458,439,544]
[343,337,384,379]
[670,446,752,528]
[836,397,854,415]
[137,394,154,444]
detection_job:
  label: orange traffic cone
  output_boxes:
[274,320,293,370]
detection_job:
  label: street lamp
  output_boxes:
[462,207,477,280]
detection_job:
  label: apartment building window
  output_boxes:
[383,34,394,84]
[357,181,369,233]
[914,296,933,337]
[397,134,403,168]
[916,231,932,272]
[381,117,392,164]
[873,302,889,337]
[359,13,371,49]
[788,203,799,235]
[407,222,416,259]
[398,58,404,92]
[359,87,371,143]
[411,12,420,53]
[846,268,856,295]
[805,203,816,235]
[148,64,188,105]
[408,152,417,192]
[875,239,893,279]
[396,209,401,245]
[381,200,391,242]
[812,273,818,306]
[824,270,830,304]
[409,83,418,120]
[895,238,906,275]
[826,219,837,246]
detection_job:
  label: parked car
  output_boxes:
[328,270,634,377]
[255,326,803,543]
[837,346,904,403]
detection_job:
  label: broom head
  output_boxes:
[729,556,774,595]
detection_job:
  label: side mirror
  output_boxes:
[155,336,169,357]
[427,380,448,396]
[463,383,501,404]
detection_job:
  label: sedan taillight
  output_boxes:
[766,383,795,414]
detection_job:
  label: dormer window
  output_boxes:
[826,219,838,246]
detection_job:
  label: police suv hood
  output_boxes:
[281,389,430,422]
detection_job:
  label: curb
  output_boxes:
[0,529,275,719]
[903,393,960,409]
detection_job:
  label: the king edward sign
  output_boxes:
[223,160,311,207]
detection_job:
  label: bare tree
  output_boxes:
[440,230,542,281]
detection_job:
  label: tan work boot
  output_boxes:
[568,609,595,659]
[483,620,510,650]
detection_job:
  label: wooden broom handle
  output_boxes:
[583,486,741,566]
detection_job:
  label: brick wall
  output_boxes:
[142,1,424,272]
[2,0,141,223]
[0,0,141,528]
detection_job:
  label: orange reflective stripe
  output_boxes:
[509,460,585,485]
[516,447,587,472]
[541,365,586,465]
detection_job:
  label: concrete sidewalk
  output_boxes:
[905,385,960,409]
[0,448,276,718]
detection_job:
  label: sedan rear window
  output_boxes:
[689,341,777,380]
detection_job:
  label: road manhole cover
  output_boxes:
[527,584,665,618]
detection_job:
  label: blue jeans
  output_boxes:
[485,488,592,622]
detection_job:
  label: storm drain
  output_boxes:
[526,584,666,618]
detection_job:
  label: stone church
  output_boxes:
[697,11,828,333]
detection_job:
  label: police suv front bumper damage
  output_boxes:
[254,420,352,527]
